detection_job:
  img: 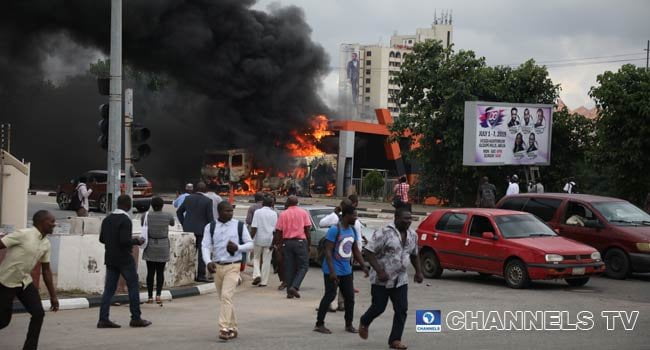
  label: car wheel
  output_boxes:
[604,248,630,279]
[504,259,530,289]
[136,204,151,213]
[565,277,590,287]
[420,250,443,279]
[57,192,71,210]
[98,194,107,213]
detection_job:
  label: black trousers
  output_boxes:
[0,282,45,350]
[99,263,142,322]
[195,235,206,279]
[317,274,354,326]
[360,284,408,344]
[146,261,166,298]
[282,239,309,291]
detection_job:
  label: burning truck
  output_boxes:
[200,116,337,196]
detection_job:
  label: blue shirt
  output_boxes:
[173,193,190,208]
[321,225,357,276]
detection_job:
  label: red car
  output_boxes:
[56,170,153,212]
[417,208,605,288]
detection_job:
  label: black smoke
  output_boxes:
[0,0,329,190]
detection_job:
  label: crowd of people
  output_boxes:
[476,175,578,208]
[0,180,424,349]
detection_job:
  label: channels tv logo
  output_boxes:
[416,310,442,333]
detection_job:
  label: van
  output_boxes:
[496,193,650,279]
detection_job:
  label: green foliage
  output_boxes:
[391,40,559,205]
[87,59,168,92]
[589,64,650,205]
[363,171,385,200]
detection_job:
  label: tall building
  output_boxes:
[338,12,454,121]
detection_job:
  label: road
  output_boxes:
[13,195,649,349]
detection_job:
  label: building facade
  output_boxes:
[339,16,454,121]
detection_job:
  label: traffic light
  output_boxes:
[131,123,151,162]
[97,103,109,150]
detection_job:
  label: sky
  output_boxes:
[255,0,650,109]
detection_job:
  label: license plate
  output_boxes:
[134,191,143,195]
[572,267,585,275]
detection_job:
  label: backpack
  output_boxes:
[69,185,83,211]
[209,220,246,262]
[317,224,357,265]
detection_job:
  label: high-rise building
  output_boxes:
[338,12,454,121]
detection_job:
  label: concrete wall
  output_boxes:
[50,216,197,294]
[1,150,30,231]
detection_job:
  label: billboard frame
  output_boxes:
[463,101,553,166]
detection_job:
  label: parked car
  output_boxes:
[417,208,605,288]
[496,193,650,279]
[56,170,153,213]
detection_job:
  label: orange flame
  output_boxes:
[326,182,336,196]
[286,115,333,157]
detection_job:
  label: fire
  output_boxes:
[211,162,226,168]
[286,115,333,157]
[234,177,258,195]
[326,182,335,196]
[293,167,308,179]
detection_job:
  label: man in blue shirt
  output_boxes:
[172,183,193,209]
[314,206,368,334]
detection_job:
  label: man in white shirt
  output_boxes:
[250,196,277,287]
[203,183,223,220]
[76,177,92,216]
[202,201,254,341]
[563,179,577,194]
[506,175,520,196]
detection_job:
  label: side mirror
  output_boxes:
[584,220,605,229]
[482,232,496,240]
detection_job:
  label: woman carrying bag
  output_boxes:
[140,197,175,305]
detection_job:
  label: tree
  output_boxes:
[391,40,559,205]
[363,171,385,200]
[589,64,650,205]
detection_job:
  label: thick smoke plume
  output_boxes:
[0,0,329,189]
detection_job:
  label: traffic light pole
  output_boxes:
[124,88,133,200]
[107,0,122,213]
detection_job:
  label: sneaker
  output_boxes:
[97,320,121,328]
[129,319,152,327]
[219,329,230,341]
[229,329,238,339]
[252,277,261,285]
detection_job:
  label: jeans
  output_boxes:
[360,284,408,344]
[99,263,142,321]
[196,235,206,280]
[0,283,44,350]
[317,274,354,326]
[282,239,309,291]
[146,261,166,298]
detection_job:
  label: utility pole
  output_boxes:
[645,40,649,71]
[124,88,134,200]
[107,0,122,212]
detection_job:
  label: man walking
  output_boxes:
[359,208,424,350]
[275,195,311,299]
[315,206,368,334]
[0,210,59,350]
[204,183,223,221]
[393,176,411,211]
[245,192,264,228]
[250,196,277,287]
[202,201,254,341]
[476,176,497,208]
[97,195,151,328]
[173,183,194,208]
[177,182,214,282]
[506,175,520,196]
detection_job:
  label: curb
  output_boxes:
[12,283,216,313]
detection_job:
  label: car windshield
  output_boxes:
[495,214,557,238]
[309,209,334,229]
[593,201,650,226]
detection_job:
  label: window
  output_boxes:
[365,87,370,93]
[522,198,562,222]
[495,214,557,238]
[389,51,395,58]
[499,197,528,211]
[366,51,372,57]
[447,31,451,48]
[366,69,371,75]
[231,154,243,167]
[564,202,596,226]
[408,40,413,44]
[366,60,371,65]
[365,78,370,83]
[469,215,496,238]
[396,52,401,58]
[435,213,467,234]
[364,96,370,102]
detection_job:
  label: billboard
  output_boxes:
[463,101,553,166]
[338,44,361,118]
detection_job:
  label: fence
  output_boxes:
[352,177,399,201]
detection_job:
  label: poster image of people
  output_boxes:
[347,52,360,103]
[465,102,552,165]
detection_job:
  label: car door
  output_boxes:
[464,215,505,273]
[432,212,469,269]
[558,201,605,251]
